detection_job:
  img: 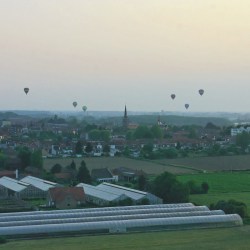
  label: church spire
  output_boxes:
[123,105,129,129]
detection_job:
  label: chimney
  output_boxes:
[15,169,19,179]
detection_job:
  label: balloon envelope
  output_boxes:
[73,102,77,108]
[82,106,87,112]
[24,88,29,95]
[171,94,176,100]
[185,104,189,109]
[199,89,204,96]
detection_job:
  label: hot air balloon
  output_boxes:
[185,104,189,109]
[199,89,204,96]
[73,101,77,108]
[171,94,176,100]
[82,106,87,112]
[24,88,29,95]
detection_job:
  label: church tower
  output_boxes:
[123,105,129,129]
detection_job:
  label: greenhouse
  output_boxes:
[0,203,243,238]
[0,206,210,222]
[0,203,195,218]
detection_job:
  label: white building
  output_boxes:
[77,183,127,206]
[97,182,162,205]
[231,127,250,136]
[0,176,41,199]
[20,176,59,198]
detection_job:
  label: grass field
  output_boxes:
[177,172,250,214]
[44,155,250,175]
[178,172,250,193]
[2,226,250,250]
[43,157,195,174]
[155,155,250,172]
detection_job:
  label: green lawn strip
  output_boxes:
[2,227,250,250]
[177,172,250,193]
[189,192,250,215]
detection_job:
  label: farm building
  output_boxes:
[0,177,29,199]
[0,176,43,199]
[76,183,127,206]
[47,187,85,209]
[20,176,59,198]
[96,182,163,204]
[0,203,243,237]
[91,168,118,183]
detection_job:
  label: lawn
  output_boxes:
[44,155,250,176]
[178,172,250,215]
[1,226,250,250]
[177,172,250,193]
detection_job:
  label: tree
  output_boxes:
[77,160,91,184]
[151,125,163,139]
[85,142,93,154]
[134,126,152,139]
[201,182,209,194]
[75,140,83,155]
[152,172,189,203]
[31,149,43,169]
[17,147,31,170]
[164,148,178,159]
[210,199,247,218]
[0,152,6,169]
[168,182,189,203]
[103,144,110,154]
[69,160,76,170]
[137,175,147,191]
[50,163,62,174]
[236,131,250,151]
[153,172,177,200]
[205,122,220,130]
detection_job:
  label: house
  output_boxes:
[112,167,146,182]
[91,168,118,183]
[47,187,85,209]
[0,170,16,179]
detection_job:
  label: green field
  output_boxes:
[178,172,250,214]
[44,155,250,175]
[2,226,250,250]
[178,172,250,193]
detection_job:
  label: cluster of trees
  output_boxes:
[151,172,190,203]
[50,159,91,185]
[17,147,43,171]
[210,200,247,218]
[127,125,163,140]
[186,180,209,194]
[130,172,210,203]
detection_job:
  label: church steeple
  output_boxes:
[123,105,129,129]
[124,105,127,118]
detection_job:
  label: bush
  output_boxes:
[210,199,248,218]
[0,236,7,244]
[186,180,210,194]
[201,182,209,194]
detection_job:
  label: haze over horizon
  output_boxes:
[1,1,250,113]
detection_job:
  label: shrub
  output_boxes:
[0,236,7,244]
[210,199,248,218]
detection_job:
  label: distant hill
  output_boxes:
[0,110,234,127]
[102,115,232,127]
[0,111,28,120]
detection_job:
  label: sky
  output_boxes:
[0,0,250,113]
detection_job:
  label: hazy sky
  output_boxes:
[0,0,250,112]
